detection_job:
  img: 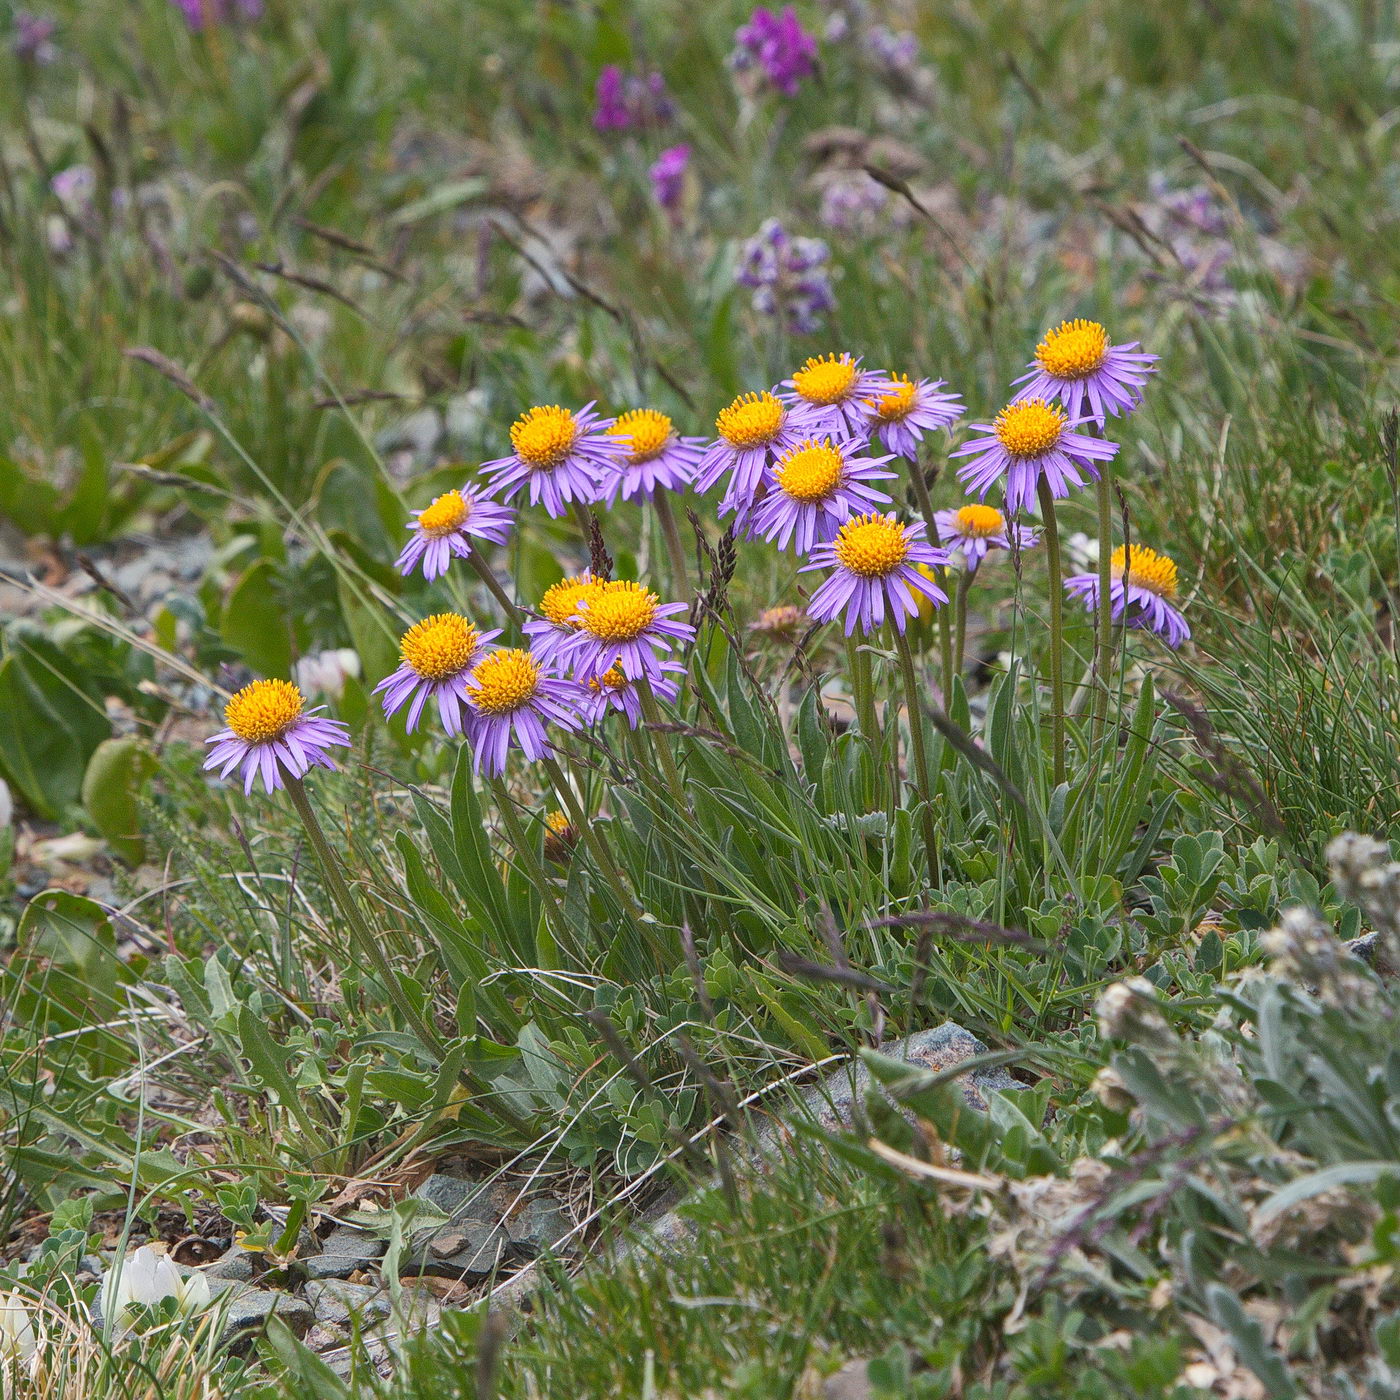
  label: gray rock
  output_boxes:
[306,1279,393,1329]
[824,1360,873,1400]
[303,1226,385,1281]
[411,1174,507,1224]
[405,1218,512,1279]
[205,1244,259,1281]
[217,1288,314,1346]
[505,1196,572,1257]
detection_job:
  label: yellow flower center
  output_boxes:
[716,391,786,449]
[954,504,1005,538]
[1112,544,1179,599]
[509,405,580,470]
[1035,319,1110,380]
[466,649,541,715]
[398,613,481,682]
[224,678,305,744]
[832,514,910,578]
[545,809,572,836]
[578,581,659,642]
[416,490,470,535]
[993,399,1066,458]
[775,439,844,504]
[871,375,917,422]
[791,353,859,405]
[588,664,630,694]
[752,604,806,634]
[539,575,605,629]
[608,409,674,464]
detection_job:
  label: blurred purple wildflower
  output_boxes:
[736,218,835,334]
[593,65,674,132]
[648,144,690,217]
[172,0,263,30]
[731,6,818,97]
[13,11,57,65]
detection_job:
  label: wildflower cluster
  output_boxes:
[735,219,836,333]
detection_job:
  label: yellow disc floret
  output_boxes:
[578,581,659,642]
[399,613,481,682]
[1112,544,1179,599]
[539,574,605,629]
[509,405,580,470]
[609,409,674,464]
[775,439,845,504]
[588,664,630,695]
[466,649,541,715]
[871,375,917,422]
[224,679,305,744]
[993,399,1066,458]
[416,490,470,535]
[954,504,1006,538]
[791,353,860,405]
[1035,319,1110,380]
[832,514,910,578]
[545,809,573,836]
[716,391,786,449]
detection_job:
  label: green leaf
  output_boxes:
[81,737,157,864]
[221,556,292,676]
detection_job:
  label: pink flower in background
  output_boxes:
[731,6,818,97]
[593,65,674,132]
[13,11,57,65]
[172,0,262,29]
[649,145,690,216]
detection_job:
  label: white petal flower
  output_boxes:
[0,1291,37,1363]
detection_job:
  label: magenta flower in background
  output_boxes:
[951,398,1119,515]
[172,0,262,29]
[593,65,675,132]
[1065,544,1190,649]
[204,680,350,796]
[1012,319,1158,423]
[462,649,587,778]
[479,402,624,517]
[802,512,950,636]
[731,6,818,97]
[374,614,499,736]
[394,486,514,582]
[13,11,57,65]
[934,504,1039,572]
[648,145,690,217]
[747,436,896,554]
[586,659,686,729]
[863,374,964,458]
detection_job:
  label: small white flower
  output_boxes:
[99,1247,210,1324]
[0,1291,37,1364]
[293,647,362,701]
[1066,531,1101,570]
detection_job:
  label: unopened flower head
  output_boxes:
[524,572,611,665]
[204,679,350,795]
[730,5,818,97]
[781,353,892,439]
[1261,906,1375,1009]
[696,389,804,525]
[864,374,964,458]
[462,648,586,778]
[565,580,696,684]
[586,659,686,728]
[394,486,514,581]
[1013,319,1157,423]
[601,408,705,504]
[934,503,1039,570]
[801,512,950,635]
[1065,543,1190,649]
[543,808,578,862]
[951,397,1119,515]
[374,613,499,735]
[747,436,896,554]
[99,1247,211,1325]
[1095,977,1175,1049]
[480,402,624,516]
[750,603,808,640]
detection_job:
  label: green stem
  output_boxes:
[639,678,688,812]
[893,627,941,886]
[953,567,973,686]
[845,635,878,740]
[937,569,954,701]
[907,449,940,538]
[1036,478,1067,786]
[284,776,443,1054]
[653,491,693,606]
[1091,467,1115,742]
[467,551,523,629]
[539,754,639,917]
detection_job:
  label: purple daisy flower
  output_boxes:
[599,409,705,504]
[203,679,351,795]
[780,353,892,440]
[1013,319,1157,423]
[523,573,610,666]
[801,512,951,636]
[934,504,1039,571]
[373,613,499,735]
[586,659,686,728]
[480,402,624,517]
[747,436,896,554]
[950,398,1119,515]
[394,487,514,582]
[695,390,805,526]
[462,648,587,778]
[864,374,964,458]
[1065,544,1191,649]
[564,580,696,684]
